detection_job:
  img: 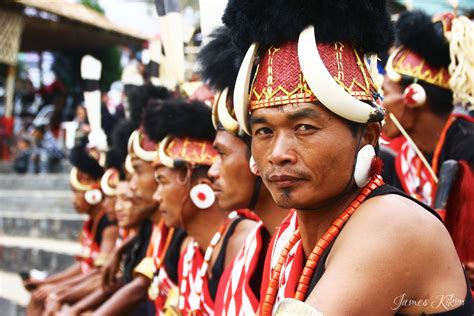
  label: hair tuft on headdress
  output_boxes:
[143,99,215,142]
[396,10,450,68]
[223,0,394,54]
[69,137,104,180]
[197,26,242,92]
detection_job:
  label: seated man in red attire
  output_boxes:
[197,26,288,315]
[222,0,472,314]
[382,11,474,289]
[144,98,258,315]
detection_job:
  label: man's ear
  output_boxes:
[364,122,382,148]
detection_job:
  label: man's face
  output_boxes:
[250,103,357,210]
[381,76,406,139]
[72,190,90,214]
[129,158,158,219]
[208,130,256,210]
[153,166,191,228]
[102,196,117,221]
[114,181,138,228]
[115,181,149,228]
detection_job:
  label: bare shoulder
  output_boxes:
[225,218,259,266]
[306,193,466,315]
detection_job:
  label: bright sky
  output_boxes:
[98,0,161,38]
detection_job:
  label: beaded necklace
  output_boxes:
[178,211,238,312]
[148,221,175,300]
[261,176,384,315]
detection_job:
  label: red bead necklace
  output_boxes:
[261,176,384,315]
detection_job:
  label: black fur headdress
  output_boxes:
[197,26,242,91]
[143,98,215,142]
[128,83,172,125]
[396,10,450,68]
[69,138,104,180]
[108,119,136,179]
[222,0,394,54]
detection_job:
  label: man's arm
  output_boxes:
[66,283,122,316]
[304,195,467,315]
[92,275,150,316]
[102,235,138,290]
[56,272,102,306]
[225,219,258,268]
[30,262,82,287]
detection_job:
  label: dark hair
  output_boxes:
[190,165,211,183]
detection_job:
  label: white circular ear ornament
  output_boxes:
[403,83,426,107]
[249,155,259,176]
[189,184,216,209]
[84,189,103,205]
[354,144,376,188]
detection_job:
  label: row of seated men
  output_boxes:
[22,6,474,316]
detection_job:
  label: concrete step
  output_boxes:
[0,236,79,275]
[0,297,25,316]
[0,211,85,241]
[0,271,30,315]
[0,174,70,191]
[0,161,14,174]
[0,190,75,213]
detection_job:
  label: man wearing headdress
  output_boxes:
[144,98,258,315]
[382,11,474,291]
[197,26,288,315]
[26,139,118,316]
[222,0,472,314]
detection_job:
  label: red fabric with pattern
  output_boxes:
[177,242,214,315]
[214,222,267,315]
[259,210,297,305]
[445,160,474,264]
[76,218,101,273]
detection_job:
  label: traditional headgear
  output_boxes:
[128,83,172,126]
[127,129,159,162]
[198,26,244,136]
[100,147,125,197]
[126,83,172,163]
[223,0,394,135]
[108,120,136,177]
[386,10,474,109]
[143,98,217,168]
[69,138,105,192]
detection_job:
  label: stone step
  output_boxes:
[0,190,75,213]
[0,211,85,241]
[0,271,30,313]
[0,174,70,191]
[0,236,79,275]
[0,161,14,174]
[0,297,25,316]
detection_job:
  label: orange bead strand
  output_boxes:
[261,176,383,314]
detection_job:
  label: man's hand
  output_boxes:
[56,304,79,316]
[101,252,121,291]
[44,292,62,316]
[32,283,56,301]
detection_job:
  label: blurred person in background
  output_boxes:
[13,135,35,174]
[31,124,65,173]
[24,139,118,316]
